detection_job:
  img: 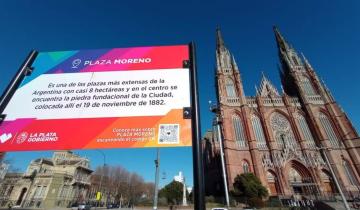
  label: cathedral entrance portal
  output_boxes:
[287,161,317,198]
[289,167,304,196]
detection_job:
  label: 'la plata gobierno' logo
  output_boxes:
[16,132,29,144]
[72,59,82,68]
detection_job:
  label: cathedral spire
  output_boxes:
[216,27,226,51]
[215,28,233,72]
[274,26,303,71]
[273,26,290,52]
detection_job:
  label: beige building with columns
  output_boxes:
[0,151,92,208]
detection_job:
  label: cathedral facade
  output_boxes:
[204,27,360,200]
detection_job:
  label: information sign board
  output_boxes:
[0,45,191,151]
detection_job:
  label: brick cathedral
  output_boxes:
[203,27,360,199]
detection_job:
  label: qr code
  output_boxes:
[158,124,180,144]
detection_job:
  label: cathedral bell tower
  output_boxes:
[274,26,332,104]
[215,29,265,189]
[274,26,360,187]
[215,28,246,106]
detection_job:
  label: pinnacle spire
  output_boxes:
[259,71,280,97]
[301,52,313,69]
[231,55,239,70]
[261,71,266,79]
[260,71,272,85]
[255,85,259,96]
[280,85,285,94]
[321,77,335,101]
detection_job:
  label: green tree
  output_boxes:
[232,173,268,207]
[159,181,183,205]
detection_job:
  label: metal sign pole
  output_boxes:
[320,147,351,210]
[215,115,230,208]
[210,103,230,208]
[189,42,205,210]
[0,50,38,117]
[0,50,37,162]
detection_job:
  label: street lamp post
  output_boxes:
[319,146,350,210]
[210,103,230,209]
[153,148,160,210]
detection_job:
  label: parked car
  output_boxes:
[107,203,120,208]
[78,203,91,210]
[70,203,78,210]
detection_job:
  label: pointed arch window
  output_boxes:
[232,115,247,148]
[251,115,267,149]
[319,113,340,147]
[225,79,236,97]
[296,114,316,148]
[343,160,359,186]
[302,77,316,95]
[242,160,250,173]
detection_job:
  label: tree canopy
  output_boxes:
[159,180,183,205]
[92,165,154,205]
[232,173,268,199]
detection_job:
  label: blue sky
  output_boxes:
[1,0,360,187]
